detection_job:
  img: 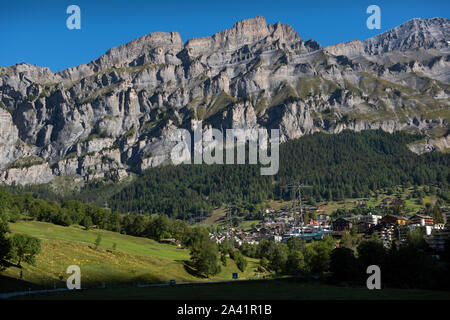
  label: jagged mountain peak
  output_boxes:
[228,15,269,34]
[185,16,305,57]
[324,17,449,58]
[363,17,450,55]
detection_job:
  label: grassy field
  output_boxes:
[12,278,450,300]
[239,220,261,232]
[265,186,439,215]
[198,208,260,232]
[198,207,227,226]
[0,221,266,293]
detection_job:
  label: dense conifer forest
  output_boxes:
[3,130,449,219]
[107,130,449,217]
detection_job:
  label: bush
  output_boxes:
[221,253,227,266]
[235,253,248,272]
[94,234,102,249]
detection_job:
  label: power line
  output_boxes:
[225,204,238,231]
[197,208,206,225]
[282,181,312,235]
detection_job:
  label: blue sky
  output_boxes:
[0,0,448,72]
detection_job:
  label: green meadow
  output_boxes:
[1,221,266,293]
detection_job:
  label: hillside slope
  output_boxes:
[0,221,262,292]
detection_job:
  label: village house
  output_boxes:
[274,214,292,224]
[332,217,352,232]
[234,236,243,246]
[424,225,450,252]
[355,214,382,233]
[365,222,396,246]
[345,215,363,223]
[408,214,434,226]
[315,214,331,229]
[360,213,382,225]
[356,221,373,233]
[441,206,450,224]
[365,220,410,247]
[267,234,282,242]
[380,214,408,226]
[407,223,434,236]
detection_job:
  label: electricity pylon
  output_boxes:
[225,204,238,231]
[283,181,312,235]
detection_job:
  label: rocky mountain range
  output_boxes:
[0,16,449,185]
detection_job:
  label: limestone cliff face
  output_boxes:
[0,16,449,185]
[408,134,450,154]
[0,162,53,185]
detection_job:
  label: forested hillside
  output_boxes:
[3,130,449,219]
[109,130,449,217]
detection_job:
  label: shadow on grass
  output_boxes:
[1,260,21,270]
[183,260,207,279]
[0,275,46,293]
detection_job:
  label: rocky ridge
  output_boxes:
[0,16,449,185]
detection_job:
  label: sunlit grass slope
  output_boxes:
[1,221,264,292]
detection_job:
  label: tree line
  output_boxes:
[239,230,450,290]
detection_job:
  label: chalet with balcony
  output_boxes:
[409,214,434,226]
[380,214,408,226]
